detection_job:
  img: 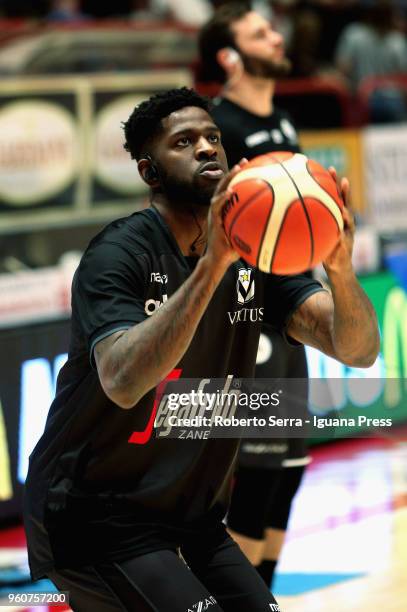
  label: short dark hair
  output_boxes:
[123,87,212,160]
[198,1,251,83]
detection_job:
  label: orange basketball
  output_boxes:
[222,152,344,274]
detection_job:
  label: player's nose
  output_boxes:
[195,136,217,159]
[270,29,284,47]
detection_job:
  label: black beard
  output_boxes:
[240,51,291,79]
[156,166,214,207]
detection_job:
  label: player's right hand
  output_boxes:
[323,167,355,275]
[206,158,248,270]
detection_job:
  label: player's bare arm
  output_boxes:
[94,164,243,409]
[287,172,380,367]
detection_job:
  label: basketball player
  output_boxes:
[24,87,379,611]
[198,2,347,587]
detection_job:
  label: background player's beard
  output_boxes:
[240,50,291,79]
[157,166,214,207]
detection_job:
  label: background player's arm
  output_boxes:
[287,176,380,368]
[94,169,241,409]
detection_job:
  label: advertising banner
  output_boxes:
[0,71,190,234]
[0,319,70,520]
[0,268,70,327]
[0,92,79,212]
[306,272,407,441]
[92,94,146,199]
[300,129,365,213]
[363,124,407,231]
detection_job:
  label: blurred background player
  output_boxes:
[199,2,314,588]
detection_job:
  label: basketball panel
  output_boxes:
[228,188,275,268]
[269,199,312,275]
[244,151,296,170]
[224,179,271,237]
[304,198,342,267]
[306,159,344,210]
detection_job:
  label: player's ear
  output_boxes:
[138,158,159,186]
[217,47,241,73]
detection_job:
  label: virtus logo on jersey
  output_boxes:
[227,307,264,325]
[227,267,262,324]
[237,268,255,305]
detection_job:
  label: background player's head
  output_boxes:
[199,2,291,84]
[123,87,227,207]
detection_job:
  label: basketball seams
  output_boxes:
[264,152,295,165]
[258,183,296,271]
[274,156,315,269]
[268,200,296,273]
[256,182,276,270]
[258,164,303,271]
[304,163,343,234]
[304,198,342,267]
[305,163,344,228]
[227,180,271,240]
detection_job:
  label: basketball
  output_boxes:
[223,152,345,274]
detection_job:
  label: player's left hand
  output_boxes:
[322,167,355,275]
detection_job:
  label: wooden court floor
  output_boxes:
[275,437,407,611]
[278,507,407,611]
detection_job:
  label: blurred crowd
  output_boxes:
[1,1,407,101]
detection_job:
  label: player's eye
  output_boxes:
[176,137,191,146]
[254,28,267,40]
[208,133,220,143]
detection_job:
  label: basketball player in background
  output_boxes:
[199,2,319,588]
[24,87,379,611]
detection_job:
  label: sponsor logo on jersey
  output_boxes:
[280,118,297,143]
[244,119,297,149]
[150,272,168,284]
[145,294,167,315]
[245,130,269,147]
[128,368,183,445]
[186,596,217,612]
[155,375,239,439]
[237,268,255,305]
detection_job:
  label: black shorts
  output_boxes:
[241,326,310,470]
[227,465,306,539]
[47,526,281,612]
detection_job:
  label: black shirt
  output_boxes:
[24,207,322,578]
[211,97,301,168]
